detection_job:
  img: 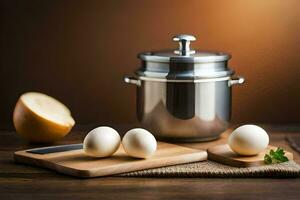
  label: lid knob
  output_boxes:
[173,34,196,55]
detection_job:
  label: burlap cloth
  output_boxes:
[118,133,300,178]
[119,160,300,178]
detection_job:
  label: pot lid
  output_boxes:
[136,34,234,80]
[138,34,231,63]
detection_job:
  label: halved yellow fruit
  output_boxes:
[13,92,75,143]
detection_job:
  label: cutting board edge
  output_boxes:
[14,151,106,178]
[14,149,208,178]
[84,151,208,177]
[207,144,294,167]
[207,150,262,167]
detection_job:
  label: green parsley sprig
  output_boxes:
[264,147,289,164]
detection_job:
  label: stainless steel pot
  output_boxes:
[124,34,244,142]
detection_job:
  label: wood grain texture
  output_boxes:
[1,126,300,200]
[207,144,293,167]
[14,142,207,177]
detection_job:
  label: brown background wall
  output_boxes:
[1,0,300,129]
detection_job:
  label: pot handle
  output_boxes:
[124,76,141,87]
[228,76,245,87]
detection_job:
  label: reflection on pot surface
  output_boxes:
[137,80,230,142]
[124,34,245,142]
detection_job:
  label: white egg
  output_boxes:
[122,128,157,158]
[83,126,121,158]
[228,124,269,156]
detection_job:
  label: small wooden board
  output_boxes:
[207,144,293,167]
[14,142,207,178]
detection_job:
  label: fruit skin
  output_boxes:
[13,98,75,143]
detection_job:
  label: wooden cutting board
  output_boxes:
[14,142,207,178]
[207,144,293,167]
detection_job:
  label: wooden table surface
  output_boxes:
[1,125,300,200]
